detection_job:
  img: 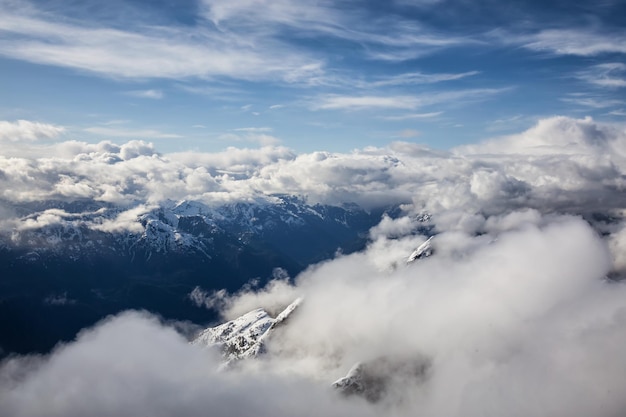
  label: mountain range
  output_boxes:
[0,196,395,357]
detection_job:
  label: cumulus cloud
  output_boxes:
[0,311,375,417]
[91,205,152,233]
[1,115,625,228]
[202,215,626,416]
[15,209,69,231]
[0,120,65,142]
[369,214,424,240]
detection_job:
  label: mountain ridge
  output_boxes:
[0,196,392,357]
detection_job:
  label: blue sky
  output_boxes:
[1,0,625,153]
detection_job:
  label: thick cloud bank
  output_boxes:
[0,115,624,213]
[0,311,374,417]
[2,215,626,416]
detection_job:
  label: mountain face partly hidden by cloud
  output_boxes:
[2,115,626,417]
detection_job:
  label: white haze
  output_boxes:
[1,115,626,416]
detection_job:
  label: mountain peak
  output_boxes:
[407,236,434,263]
[191,298,302,364]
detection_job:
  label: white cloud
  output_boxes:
[200,0,473,64]
[576,63,626,88]
[201,0,335,29]
[168,145,295,171]
[608,220,626,275]
[0,310,376,417]
[459,116,624,153]
[0,120,65,141]
[317,70,480,90]
[0,0,479,89]
[53,175,98,199]
[212,215,624,415]
[124,89,164,99]
[522,29,626,56]
[3,215,626,416]
[369,214,423,240]
[367,71,480,87]
[233,127,273,133]
[561,96,625,109]
[0,9,323,82]
[381,112,443,121]
[311,89,508,111]
[188,287,229,310]
[311,95,423,111]
[91,205,151,233]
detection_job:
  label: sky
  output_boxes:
[1,0,625,153]
[2,2,626,415]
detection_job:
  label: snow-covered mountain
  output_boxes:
[189,241,437,402]
[407,236,434,263]
[192,298,302,365]
[0,196,388,357]
[1,196,382,265]
[191,297,430,404]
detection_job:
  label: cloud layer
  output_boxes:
[1,115,624,214]
[2,213,626,416]
[0,311,375,417]
[2,114,626,415]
